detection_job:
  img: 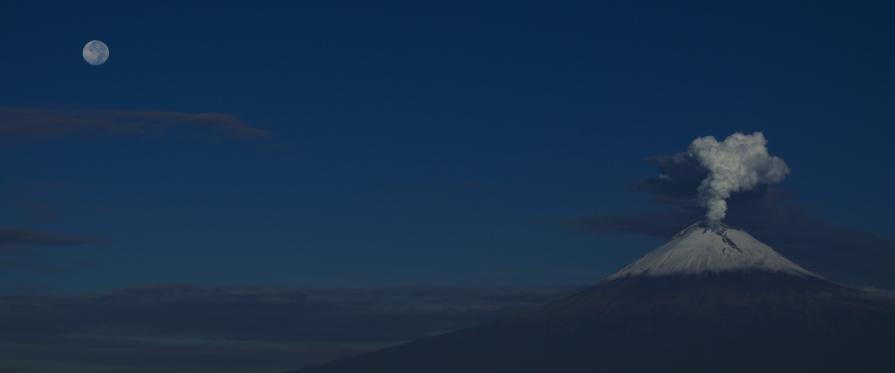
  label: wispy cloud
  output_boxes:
[0,228,100,254]
[0,107,269,140]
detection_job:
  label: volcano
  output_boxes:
[293,223,895,373]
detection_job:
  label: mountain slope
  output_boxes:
[292,223,895,373]
[607,223,817,279]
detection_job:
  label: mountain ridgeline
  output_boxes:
[292,223,895,373]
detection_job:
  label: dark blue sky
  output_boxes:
[2,1,894,292]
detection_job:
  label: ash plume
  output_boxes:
[688,132,789,225]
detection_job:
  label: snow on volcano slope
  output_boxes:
[608,222,819,280]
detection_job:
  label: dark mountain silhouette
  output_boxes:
[291,223,895,373]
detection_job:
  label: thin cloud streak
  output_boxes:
[0,228,101,253]
[0,107,269,140]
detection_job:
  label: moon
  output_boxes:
[82,40,109,66]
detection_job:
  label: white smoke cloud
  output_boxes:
[688,132,790,225]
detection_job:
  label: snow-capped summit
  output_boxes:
[607,222,818,280]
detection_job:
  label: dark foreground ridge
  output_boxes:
[290,224,895,373]
[290,272,895,373]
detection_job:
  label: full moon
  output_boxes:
[82,40,109,66]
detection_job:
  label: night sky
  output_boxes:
[5,2,895,372]
[3,1,895,293]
